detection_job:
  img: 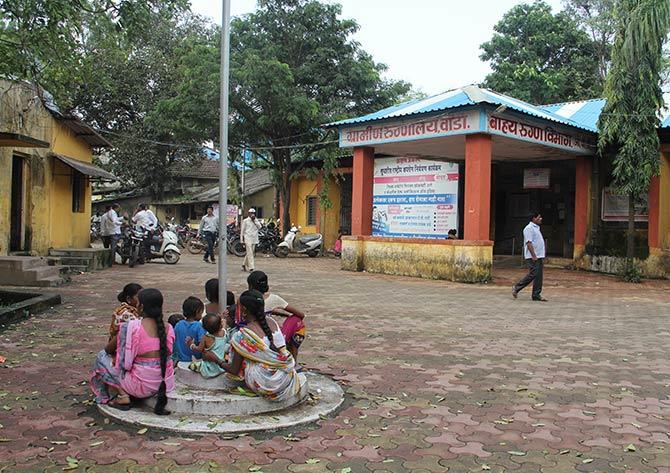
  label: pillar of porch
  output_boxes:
[573,156,592,259]
[464,134,492,241]
[648,149,670,252]
[351,146,375,236]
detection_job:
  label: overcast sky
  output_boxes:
[189,0,565,96]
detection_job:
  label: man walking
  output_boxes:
[198,206,219,264]
[512,212,548,301]
[241,208,261,272]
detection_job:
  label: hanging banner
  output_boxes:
[372,157,459,238]
[601,187,648,222]
[212,204,239,225]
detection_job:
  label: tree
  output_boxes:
[0,0,188,105]
[597,0,670,259]
[563,0,617,83]
[64,11,216,197]
[480,1,602,104]
[168,0,410,232]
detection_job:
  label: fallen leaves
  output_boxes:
[136,428,148,435]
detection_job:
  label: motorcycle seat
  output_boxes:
[299,235,320,244]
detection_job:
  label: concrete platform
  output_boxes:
[98,372,344,434]
[173,361,243,391]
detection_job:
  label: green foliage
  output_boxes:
[480,1,602,104]
[620,258,643,283]
[598,0,669,257]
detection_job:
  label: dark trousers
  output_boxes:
[203,231,216,261]
[110,234,121,263]
[513,258,544,299]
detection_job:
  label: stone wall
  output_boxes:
[342,236,493,283]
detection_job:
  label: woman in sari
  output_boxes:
[209,289,305,401]
[90,288,175,414]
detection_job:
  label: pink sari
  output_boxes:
[91,319,175,403]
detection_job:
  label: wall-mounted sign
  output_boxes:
[523,168,551,189]
[372,156,459,238]
[488,114,594,154]
[601,187,648,222]
[212,204,239,225]
[339,110,481,147]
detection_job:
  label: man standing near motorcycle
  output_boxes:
[103,203,125,264]
[197,206,219,264]
[132,204,158,262]
[241,208,261,272]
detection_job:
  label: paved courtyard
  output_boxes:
[1,253,670,472]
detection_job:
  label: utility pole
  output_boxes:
[218,0,231,306]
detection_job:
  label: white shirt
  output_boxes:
[241,217,262,244]
[103,209,124,235]
[133,209,158,230]
[199,215,219,234]
[523,222,545,259]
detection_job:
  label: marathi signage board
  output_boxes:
[523,168,550,189]
[372,156,459,238]
[340,110,481,147]
[487,114,594,154]
[601,187,648,222]
[212,204,239,225]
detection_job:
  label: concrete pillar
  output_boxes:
[464,134,492,241]
[351,146,374,236]
[573,156,592,259]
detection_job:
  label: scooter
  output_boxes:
[142,225,181,264]
[274,225,322,258]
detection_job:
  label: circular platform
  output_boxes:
[98,371,344,434]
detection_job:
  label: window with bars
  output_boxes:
[306,196,318,226]
[71,171,86,213]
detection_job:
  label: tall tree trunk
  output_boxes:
[626,194,635,259]
[281,169,291,236]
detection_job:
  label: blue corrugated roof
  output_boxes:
[540,99,606,132]
[662,115,670,129]
[327,85,597,132]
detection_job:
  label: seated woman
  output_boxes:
[247,271,306,362]
[204,290,305,401]
[90,288,175,414]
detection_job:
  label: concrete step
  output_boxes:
[174,361,242,391]
[0,256,47,272]
[33,275,67,287]
[98,372,344,435]
[24,265,62,281]
[48,248,112,270]
[47,256,94,272]
[142,375,308,417]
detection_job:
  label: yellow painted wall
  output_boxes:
[659,152,670,249]
[289,174,343,249]
[341,236,493,283]
[49,123,93,249]
[0,80,95,255]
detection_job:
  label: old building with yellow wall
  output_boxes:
[0,80,113,256]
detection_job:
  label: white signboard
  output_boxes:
[340,110,481,147]
[488,114,594,154]
[372,157,459,238]
[601,187,648,222]
[523,168,550,189]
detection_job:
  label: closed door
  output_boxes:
[10,155,25,251]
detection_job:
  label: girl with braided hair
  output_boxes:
[211,290,306,401]
[90,288,175,413]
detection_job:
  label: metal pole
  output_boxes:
[218,0,231,308]
[241,149,246,219]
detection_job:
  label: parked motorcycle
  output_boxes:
[230,222,281,257]
[117,226,146,268]
[90,222,101,243]
[274,225,322,258]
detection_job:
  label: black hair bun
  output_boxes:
[117,291,125,303]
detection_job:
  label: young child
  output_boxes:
[187,312,235,378]
[167,313,185,327]
[110,283,143,337]
[172,296,207,363]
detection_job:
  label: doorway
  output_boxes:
[339,173,352,235]
[10,155,25,252]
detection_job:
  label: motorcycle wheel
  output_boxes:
[274,246,289,258]
[163,249,180,264]
[187,239,204,254]
[129,245,140,268]
[232,239,246,257]
[307,249,319,258]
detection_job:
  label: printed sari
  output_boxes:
[230,328,306,401]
